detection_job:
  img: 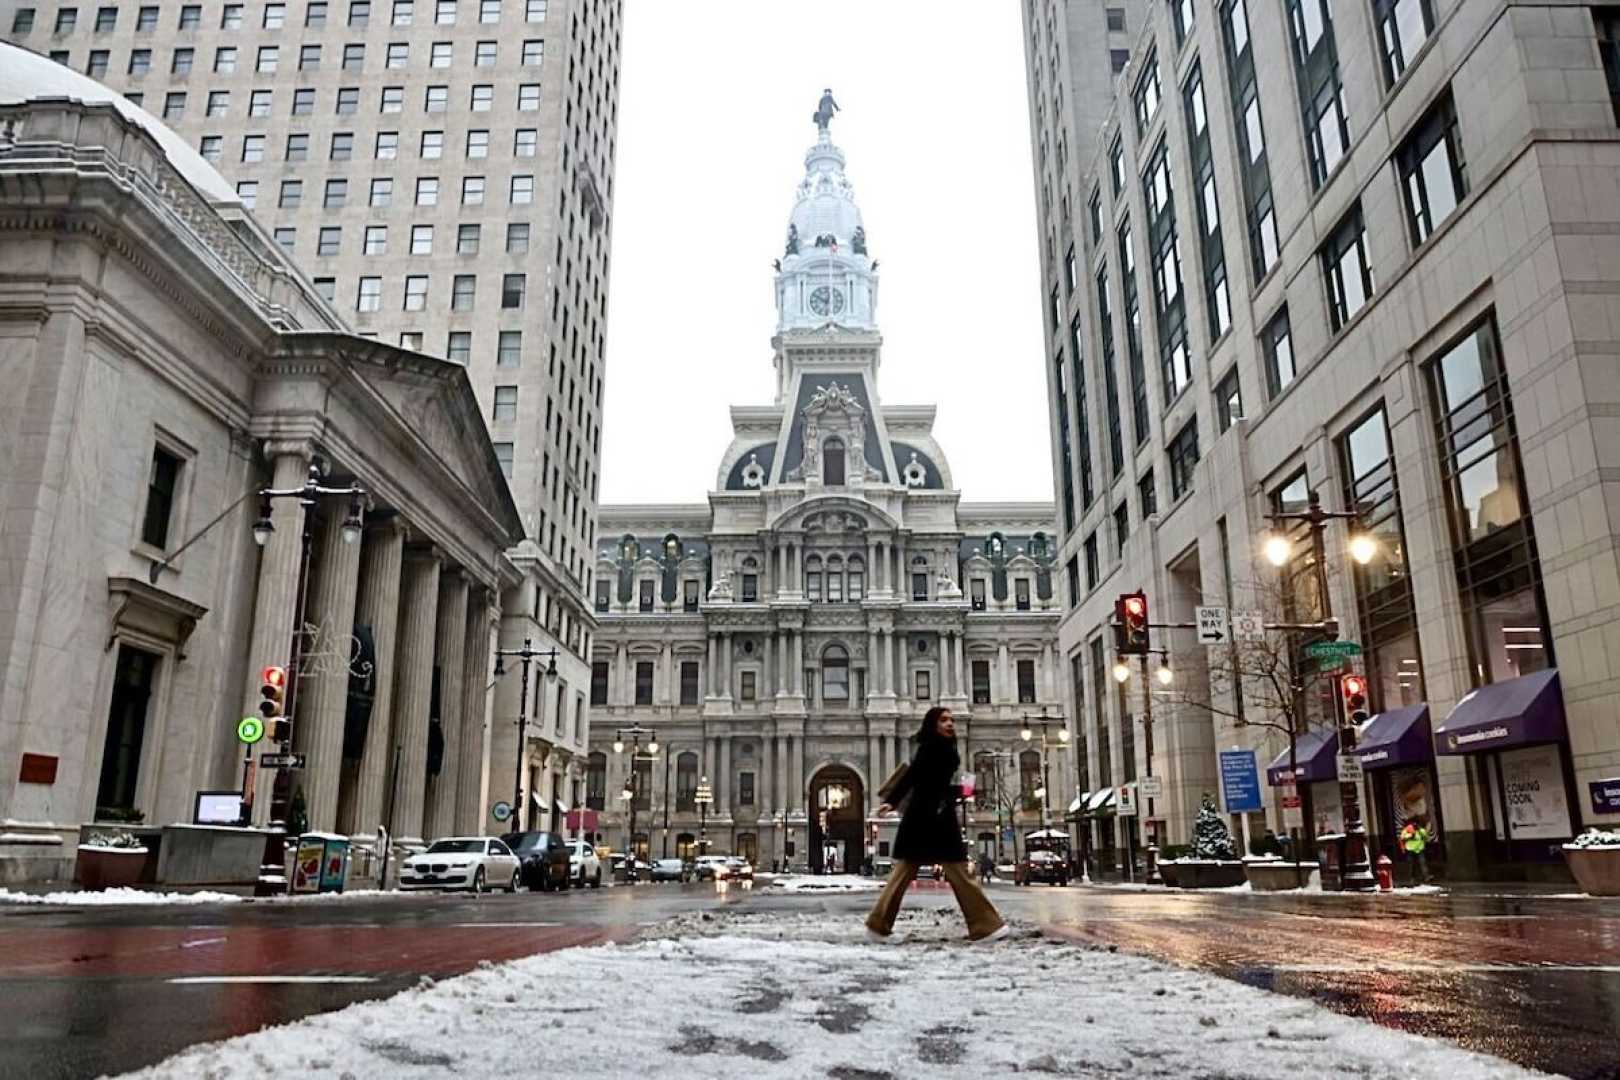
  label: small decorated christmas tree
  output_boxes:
[1191,792,1236,860]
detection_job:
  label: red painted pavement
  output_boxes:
[0,923,635,980]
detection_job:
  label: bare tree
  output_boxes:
[1165,580,1337,885]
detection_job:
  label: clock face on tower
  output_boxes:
[809,285,846,316]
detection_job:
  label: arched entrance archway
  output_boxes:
[808,765,865,874]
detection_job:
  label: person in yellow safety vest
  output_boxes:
[1400,822,1432,885]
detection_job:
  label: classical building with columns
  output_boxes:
[0,48,525,876]
[587,112,1063,872]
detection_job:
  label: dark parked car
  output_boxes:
[649,858,691,883]
[502,831,571,891]
[1014,849,1071,886]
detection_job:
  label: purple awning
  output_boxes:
[1435,668,1565,755]
[1266,728,1339,786]
[1354,705,1432,770]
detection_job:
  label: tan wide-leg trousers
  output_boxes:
[865,860,1005,939]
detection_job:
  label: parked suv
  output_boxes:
[568,839,603,888]
[502,831,571,891]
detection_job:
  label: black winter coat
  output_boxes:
[889,735,967,864]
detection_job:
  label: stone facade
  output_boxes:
[0,56,524,877]
[1025,0,1620,879]
[2,0,624,839]
[587,117,1063,872]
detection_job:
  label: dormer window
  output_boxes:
[823,437,846,486]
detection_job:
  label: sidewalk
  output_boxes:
[116,909,1546,1079]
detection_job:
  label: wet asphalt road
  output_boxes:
[3,881,1617,1079]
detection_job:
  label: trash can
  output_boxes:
[1316,834,1345,892]
[292,832,351,894]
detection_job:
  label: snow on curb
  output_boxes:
[0,887,430,906]
[0,887,244,906]
[114,910,1545,1080]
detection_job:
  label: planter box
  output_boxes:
[1244,861,1319,892]
[1156,861,1181,888]
[1563,846,1620,897]
[74,846,151,890]
[155,825,270,890]
[1175,860,1245,889]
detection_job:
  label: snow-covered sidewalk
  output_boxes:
[116,910,1544,1079]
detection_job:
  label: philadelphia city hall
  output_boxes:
[588,101,1064,871]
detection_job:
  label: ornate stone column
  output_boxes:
[345,519,405,835]
[790,735,805,812]
[296,505,363,832]
[390,544,442,842]
[997,642,1011,704]
[954,633,967,699]
[248,440,312,827]
[721,631,733,700]
[774,733,788,813]
[706,634,719,696]
[456,589,494,833]
[718,735,731,814]
[866,629,880,706]
[425,570,468,840]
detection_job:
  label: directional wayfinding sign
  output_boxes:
[1218,749,1264,813]
[236,716,265,745]
[1231,610,1266,643]
[1195,606,1229,646]
[258,752,306,770]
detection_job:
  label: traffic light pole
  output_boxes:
[1277,493,1375,893]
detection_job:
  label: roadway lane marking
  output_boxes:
[179,937,227,949]
[450,921,561,928]
[167,975,378,984]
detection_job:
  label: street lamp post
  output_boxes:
[1262,488,1378,892]
[613,725,660,880]
[200,456,366,824]
[1019,709,1070,832]
[493,638,559,833]
[695,776,713,856]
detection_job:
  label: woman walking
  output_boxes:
[866,706,1007,943]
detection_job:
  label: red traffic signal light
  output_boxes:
[1340,674,1369,723]
[1115,591,1150,655]
[258,665,287,740]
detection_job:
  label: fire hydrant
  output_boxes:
[1375,854,1393,891]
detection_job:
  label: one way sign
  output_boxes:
[1196,605,1229,646]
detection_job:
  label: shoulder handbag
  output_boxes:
[876,762,908,803]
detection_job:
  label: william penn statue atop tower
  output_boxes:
[812,88,840,135]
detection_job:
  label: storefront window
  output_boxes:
[1429,315,1552,687]
[1339,406,1421,710]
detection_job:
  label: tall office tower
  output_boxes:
[1025,0,1620,884]
[5,0,623,838]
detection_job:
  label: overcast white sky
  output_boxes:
[598,1,1054,506]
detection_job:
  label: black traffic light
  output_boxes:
[1340,673,1369,726]
[259,665,289,742]
[1115,592,1150,655]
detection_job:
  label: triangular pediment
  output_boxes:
[276,333,523,544]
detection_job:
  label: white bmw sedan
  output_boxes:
[399,837,521,893]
